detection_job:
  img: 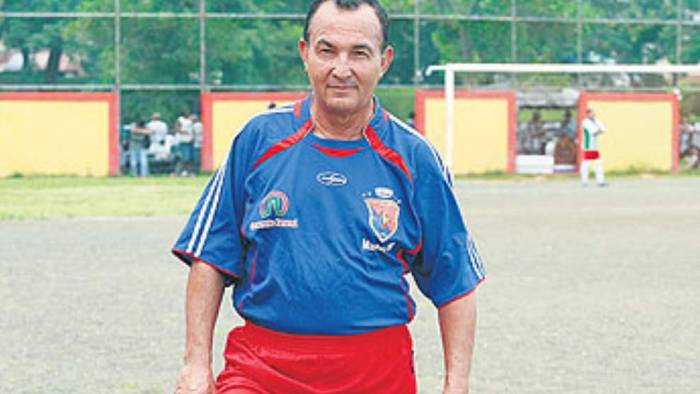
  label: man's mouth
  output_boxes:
[329,85,356,91]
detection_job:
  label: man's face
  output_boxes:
[299,1,393,116]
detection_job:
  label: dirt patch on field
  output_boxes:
[1,178,698,393]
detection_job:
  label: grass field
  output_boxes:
[0,176,207,219]
[1,170,697,219]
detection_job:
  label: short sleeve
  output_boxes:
[410,145,486,307]
[172,132,249,286]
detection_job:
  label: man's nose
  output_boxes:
[331,54,352,78]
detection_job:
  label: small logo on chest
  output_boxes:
[316,171,348,187]
[250,190,298,230]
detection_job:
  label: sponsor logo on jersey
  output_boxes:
[251,190,298,230]
[259,191,289,218]
[316,171,348,187]
[362,238,396,252]
[364,188,400,243]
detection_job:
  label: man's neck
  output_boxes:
[311,100,374,141]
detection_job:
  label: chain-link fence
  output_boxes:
[2,0,700,122]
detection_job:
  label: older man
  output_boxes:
[172,1,485,393]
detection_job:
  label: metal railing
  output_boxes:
[1,0,699,94]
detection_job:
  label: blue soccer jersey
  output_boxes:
[173,95,485,335]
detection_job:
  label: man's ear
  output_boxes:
[299,38,309,70]
[380,45,394,77]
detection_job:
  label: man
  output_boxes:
[128,120,151,177]
[172,1,485,393]
[561,109,577,140]
[526,110,546,155]
[580,108,607,186]
[146,112,169,146]
[191,114,203,172]
[685,117,700,170]
[175,111,195,176]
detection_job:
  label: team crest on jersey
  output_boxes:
[251,190,298,230]
[364,188,400,243]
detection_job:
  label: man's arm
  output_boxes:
[174,261,225,394]
[438,292,477,394]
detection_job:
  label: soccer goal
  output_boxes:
[423,63,700,175]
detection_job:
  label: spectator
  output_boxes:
[119,122,133,175]
[561,109,577,140]
[687,117,700,170]
[174,111,195,176]
[149,131,175,161]
[687,146,700,170]
[191,113,203,172]
[146,112,168,146]
[129,121,151,177]
[521,110,545,154]
[680,116,694,159]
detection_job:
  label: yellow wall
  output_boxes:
[212,100,296,167]
[424,97,510,174]
[587,101,673,171]
[0,100,111,176]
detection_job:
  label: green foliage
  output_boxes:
[376,86,414,119]
[207,19,306,85]
[2,0,700,117]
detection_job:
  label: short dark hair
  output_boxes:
[303,0,390,50]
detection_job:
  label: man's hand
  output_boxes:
[174,363,215,394]
[443,383,469,394]
[175,261,225,394]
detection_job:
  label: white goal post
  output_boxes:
[425,63,700,170]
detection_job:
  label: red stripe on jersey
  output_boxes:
[396,240,423,273]
[404,291,415,321]
[439,277,485,308]
[406,240,423,255]
[395,249,410,273]
[312,143,363,157]
[364,126,414,183]
[395,248,416,320]
[253,120,312,168]
[172,248,241,279]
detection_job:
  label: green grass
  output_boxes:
[0,176,209,220]
[1,170,697,219]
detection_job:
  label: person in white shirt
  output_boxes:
[191,114,203,172]
[175,111,195,175]
[580,108,607,186]
[146,112,169,146]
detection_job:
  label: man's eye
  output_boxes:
[353,51,369,58]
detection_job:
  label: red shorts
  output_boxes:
[583,150,600,160]
[215,321,417,394]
